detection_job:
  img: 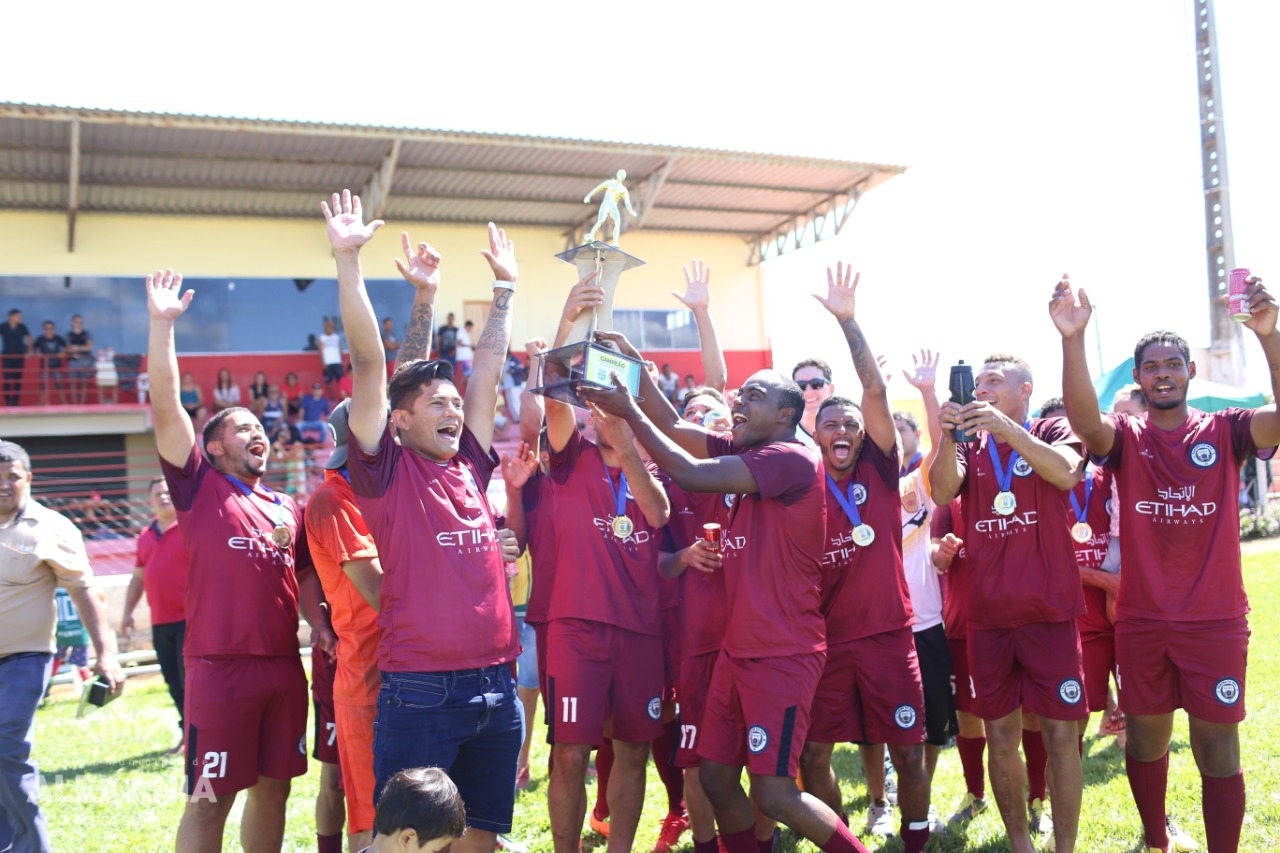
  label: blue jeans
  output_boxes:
[0,653,53,853]
[515,616,539,691]
[374,664,523,834]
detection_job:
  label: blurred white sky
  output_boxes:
[7,0,1276,406]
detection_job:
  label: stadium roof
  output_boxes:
[0,102,906,264]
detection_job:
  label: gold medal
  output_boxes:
[1071,521,1093,544]
[993,491,1017,516]
[271,524,293,548]
[611,515,634,540]
[852,524,876,547]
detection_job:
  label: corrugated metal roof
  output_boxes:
[0,102,906,250]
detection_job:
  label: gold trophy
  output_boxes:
[530,172,647,408]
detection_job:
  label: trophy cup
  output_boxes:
[530,171,647,408]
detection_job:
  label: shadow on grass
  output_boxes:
[44,748,174,780]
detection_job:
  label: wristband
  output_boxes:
[492,279,515,292]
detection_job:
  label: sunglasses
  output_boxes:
[797,378,831,391]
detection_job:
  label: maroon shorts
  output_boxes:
[809,629,925,745]
[968,621,1088,722]
[697,650,824,778]
[661,606,681,702]
[1115,617,1249,724]
[184,655,309,797]
[534,622,548,700]
[675,651,718,768]
[544,618,664,745]
[311,650,340,764]
[948,637,983,716]
[1080,632,1116,713]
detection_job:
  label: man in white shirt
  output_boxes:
[318,318,344,397]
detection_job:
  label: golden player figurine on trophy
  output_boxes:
[529,171,647,408]
[583,169,637,245]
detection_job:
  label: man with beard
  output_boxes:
[1051,273,1280,853]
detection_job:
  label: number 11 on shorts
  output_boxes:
[562,696,578,723]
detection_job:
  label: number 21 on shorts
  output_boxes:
[202,751,228,778]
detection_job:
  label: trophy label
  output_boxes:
[585,347,642,395]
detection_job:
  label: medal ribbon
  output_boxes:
[985,420,1032,493]
[825,474,864,528]
[225,474,287,531]
[1069,463,1093,524]
[602,463,629,523]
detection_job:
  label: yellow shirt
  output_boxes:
[0,500,93,656]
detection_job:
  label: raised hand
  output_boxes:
[592,330,642,362]
[933,532,963,572]
[501,441,539,490]
[560,271,603,324]
[480,222,518,283]
[674,259,711,310]
[588,401,637,449]
[902,349,940,390]
[524,337,549,358]
[579,376,641,421]
[146,268,193,320]
[1048,273,1092,338]
[322,189,383,252]
[1241,275,1277,337]
[813,261,860,320]
[394,231,441,293]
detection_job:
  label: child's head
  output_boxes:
[370,768,467,852]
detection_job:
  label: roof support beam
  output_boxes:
[66,120,81,252]
[745,173,874,266]
[634,158,675,228]
[360,138,401,221]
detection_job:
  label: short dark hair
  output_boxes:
[374,767,467,844]
[892,410,918,432]
[7,309,19,318]
[817,395,862,421]
[776,377,806,428]
[389,359,455,413]
[202,406,253,448]
[1133,330,1190,367]
[0,440,31,471]
[148,476,166,490]
[464,320,474,328]
[1038,396,1066,418]
[982,353,1033,386]
[792,358,832,382]
[680,386,727,413]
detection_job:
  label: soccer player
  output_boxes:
[311,632,346,853]
[797,266,933,853]
[541,274,671,853]
[121,476,189,753]
[581,279,871,853]
[146,270,330,853]
[929,352,1088,853]
[323,190,523,853]
[1051,273,1280,853]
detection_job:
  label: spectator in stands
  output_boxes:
[301,382,333,432]
[675,373,697,406]
[212,367,241,413]
[283,371,303,417]
[382,317,400,370]
[319,318,344,397]
[262,385,285,433]
[657,363,679,403]
[336,363,354,401]
[271,414,304,455]
[65,314,95,405]
[436,312,459,367]
[502,348,529,423]
[1,308,31,406]
[121,476,189,753]
[178,371,206,425]
[456,320,475,380]
[248,370,270,418]
[32,321,68,405]
[0,439,122,852]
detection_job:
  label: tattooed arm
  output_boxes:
[814,262,896,455]
[463,223,518,453]
[393,231,441,367]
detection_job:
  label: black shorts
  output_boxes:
[913,623,958,746]
[323,363,344,384]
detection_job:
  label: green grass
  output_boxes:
[32,540,1280,851]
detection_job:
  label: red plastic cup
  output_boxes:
[1229,268,1252,322]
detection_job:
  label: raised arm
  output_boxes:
[394,231,440,367]
[1050,274,1116,458]
[465,223,518,453]
[814,263,895,455]
[1240,276,1280,448]
[501,442,538,549]
[145,269,197,467]
[323,190,386,455]
[674,259,727,392]
[929,407,966,504]
[545,272,603,453]
[591,406,671,527]
[520,338,548,448]
[903,349,943,485]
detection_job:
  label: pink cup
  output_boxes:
[1228,268,1251,322]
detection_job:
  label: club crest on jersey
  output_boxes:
[893,705,918,729]
[1190,443,1218,468]
[1013,458,1034,478]
[852,483,868,506]
[747,725,769,754]
[724,493,737,510]
[1105,497,1114,516]
[647,697,662,720]
[298,735,307,755]
[1058,678,1083,705]
[901,489,920,514]
[1214,678,1241,705]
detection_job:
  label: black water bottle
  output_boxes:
[949,361,976,443]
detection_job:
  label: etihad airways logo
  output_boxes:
[974,511,1038,536]
[435,526,501,553]
[227,529,294,567]
[591,517,652,544]
[1135,484,1216,524]
[823,528,863,565]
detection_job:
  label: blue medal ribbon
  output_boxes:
[602,465,629,521]
[1069,463,1093,523]
[985,421,1032,492]
[825,473,864,528]
[225,474,286,529]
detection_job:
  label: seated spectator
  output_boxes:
[178,371,206,424]
[299,381,333,437]
[657,363,679,402]
[675,373,698,405]
[262,385,285,432]
[211,367,241,413]
[282,371,303,416]
[271,414,304,454]
[247,370,269,417]
[336,363,354,402]
[382,317,400,368]
[32,320,68,405]
[368,768,467,853]
[66,314,95,405]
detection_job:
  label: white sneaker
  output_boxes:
[1028,797,1053,836]
[883,752,898,805]
[1165,813,1198,851]
[866,799,894,836]
[927,802,943,834]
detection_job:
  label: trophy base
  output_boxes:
[556,241,647,271]
[529,340,644,410]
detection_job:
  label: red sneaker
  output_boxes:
[652,812,690,853]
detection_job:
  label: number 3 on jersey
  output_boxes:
[561,696,578,724]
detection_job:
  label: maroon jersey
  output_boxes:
[1071,464,1115,638]
[547,429,662,636]
[820,442,914,643]
[521,470,558,627]
[1105,408,1273,622]
[349,424,518,672]
[135,517,189,625]
[955,418,1084,629]
[706,432,826,659]
[933,498,971,640]
[162,448,305,657]
[663,481,729,659]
